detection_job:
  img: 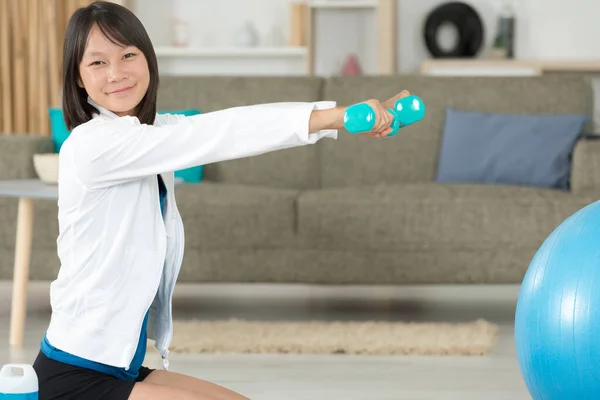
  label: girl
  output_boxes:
[32,1,411,399]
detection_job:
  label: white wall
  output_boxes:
[131,0,600,75]
[522,0,600,60]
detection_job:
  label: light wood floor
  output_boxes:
[0,281,530,399]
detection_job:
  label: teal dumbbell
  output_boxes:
[343,95,426,137]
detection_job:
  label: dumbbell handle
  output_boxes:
[343,95,425,137]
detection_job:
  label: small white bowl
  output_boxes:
[33,153,59,184]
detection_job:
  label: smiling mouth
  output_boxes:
[108,85,134,95]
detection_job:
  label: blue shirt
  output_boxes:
[41,175,168,381]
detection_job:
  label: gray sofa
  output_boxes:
[2,74,600,285]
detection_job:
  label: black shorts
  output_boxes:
[32,350,154,400]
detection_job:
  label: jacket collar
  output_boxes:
[88,97,142,125]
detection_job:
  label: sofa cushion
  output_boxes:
[297,183,595,251]
[0,247,60,280]
[436,108,589,190]
[175,182,300,249]
[0,135,53,179]
[319,75,593,187]
[0,197,60,281]
[157,76,325,190]
[0,198,59,248]
[174,248,535,284]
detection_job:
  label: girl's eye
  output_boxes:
[90,61,104,66]
[123,53,136,59]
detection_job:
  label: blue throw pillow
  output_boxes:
[435,108,590,190]
[49,108,204,183]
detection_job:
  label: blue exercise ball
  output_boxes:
[515,200,600,399]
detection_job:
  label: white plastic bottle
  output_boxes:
[0,364,38,399]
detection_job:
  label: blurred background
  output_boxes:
[4,0,600,136]
[1,1,600,398]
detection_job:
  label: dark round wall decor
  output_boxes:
[423,2,484,58]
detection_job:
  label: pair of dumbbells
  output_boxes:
[343,95,426,137]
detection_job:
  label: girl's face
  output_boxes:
[79,24,150,117]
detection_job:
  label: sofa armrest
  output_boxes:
[571,137,600,195]
[0,134,54,179]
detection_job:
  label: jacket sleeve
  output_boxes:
[71,101,338,188]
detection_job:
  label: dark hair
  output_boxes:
[62,1,159,130]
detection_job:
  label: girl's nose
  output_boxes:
[107,65,127,82]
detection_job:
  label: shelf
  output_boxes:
[155,46,308,76]
[305,0,395,75]
[421,59,600,75]
[153,46,308,58]
[308,0,377,9]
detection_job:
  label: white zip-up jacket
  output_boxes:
[45,97,338,369]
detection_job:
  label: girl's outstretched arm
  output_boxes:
[67,101,340,189]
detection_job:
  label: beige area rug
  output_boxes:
[148,318,498,356]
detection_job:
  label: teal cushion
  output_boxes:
[49,108,204,183]
[158,109,200,117]
[49,108,71,153]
